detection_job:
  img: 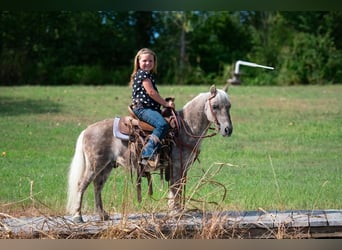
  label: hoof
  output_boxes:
[72,215,85,223]
[168,208,184,217]
[100,213,110,221]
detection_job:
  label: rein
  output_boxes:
[179,116,217,139]
[170,93,219,207]
[133,91,222,208]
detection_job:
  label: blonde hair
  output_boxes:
[129,48,158,86]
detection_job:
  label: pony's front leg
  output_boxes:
[168,189,181,211]
[168,179,185,214]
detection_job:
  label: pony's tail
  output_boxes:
[66,130,86,214]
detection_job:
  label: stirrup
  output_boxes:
[141,154,160,170]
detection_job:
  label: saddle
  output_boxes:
[116,105,176,137]
[118,106,154,135]
[113,101,178,204]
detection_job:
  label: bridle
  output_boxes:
[173,91,221,141]
[207,91,221,132]
[171,91,221,207]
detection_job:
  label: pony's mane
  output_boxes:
[181,92,209,112]
[216,89,230,103]
[181,89,229,112]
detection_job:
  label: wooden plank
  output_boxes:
[291,210,309,227]
[325,210,342,226]
[273,211,293,228]
[239,211,263,228]
[308,210,328,227]
[2,210,342,238]
[310,226,342,238]
[256,210,277,228]
[218,211,246,227]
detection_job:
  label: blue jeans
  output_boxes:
[133,107,169,140]
[133,107,169,159]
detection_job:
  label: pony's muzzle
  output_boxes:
[223,125,233,137]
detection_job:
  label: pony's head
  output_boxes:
[204,85,233,137]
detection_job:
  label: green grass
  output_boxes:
[0,85,341,216]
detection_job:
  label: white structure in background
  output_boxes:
[228,60,274,85]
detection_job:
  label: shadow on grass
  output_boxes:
[0,96,62,116]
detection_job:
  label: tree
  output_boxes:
[277,32,342,84]
[1,11,341,86]
[152,11,210,84]
[276,12,342,84]
[189,11,252,84]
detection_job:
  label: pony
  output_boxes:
[66,85,233,223]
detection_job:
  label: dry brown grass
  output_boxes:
[0,195,321,239]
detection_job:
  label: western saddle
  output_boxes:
[115,101,177,202]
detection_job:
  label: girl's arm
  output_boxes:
[142,79,174,108]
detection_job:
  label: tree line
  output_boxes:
[1,11,341,86]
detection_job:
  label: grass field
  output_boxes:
[0,85,341,216]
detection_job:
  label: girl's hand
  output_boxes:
[167,100,175,109]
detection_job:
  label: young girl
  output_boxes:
[130,48,175,163]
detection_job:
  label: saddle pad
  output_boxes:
[113,117,130,141]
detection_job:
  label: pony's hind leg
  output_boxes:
[72,168,96,223]
[93,164,114,221]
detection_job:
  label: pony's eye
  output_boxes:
[212,104,219,110]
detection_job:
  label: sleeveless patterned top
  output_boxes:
[131,69,161,111]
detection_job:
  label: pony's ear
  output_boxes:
[210,84,217,96]
[222,83,229,93]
